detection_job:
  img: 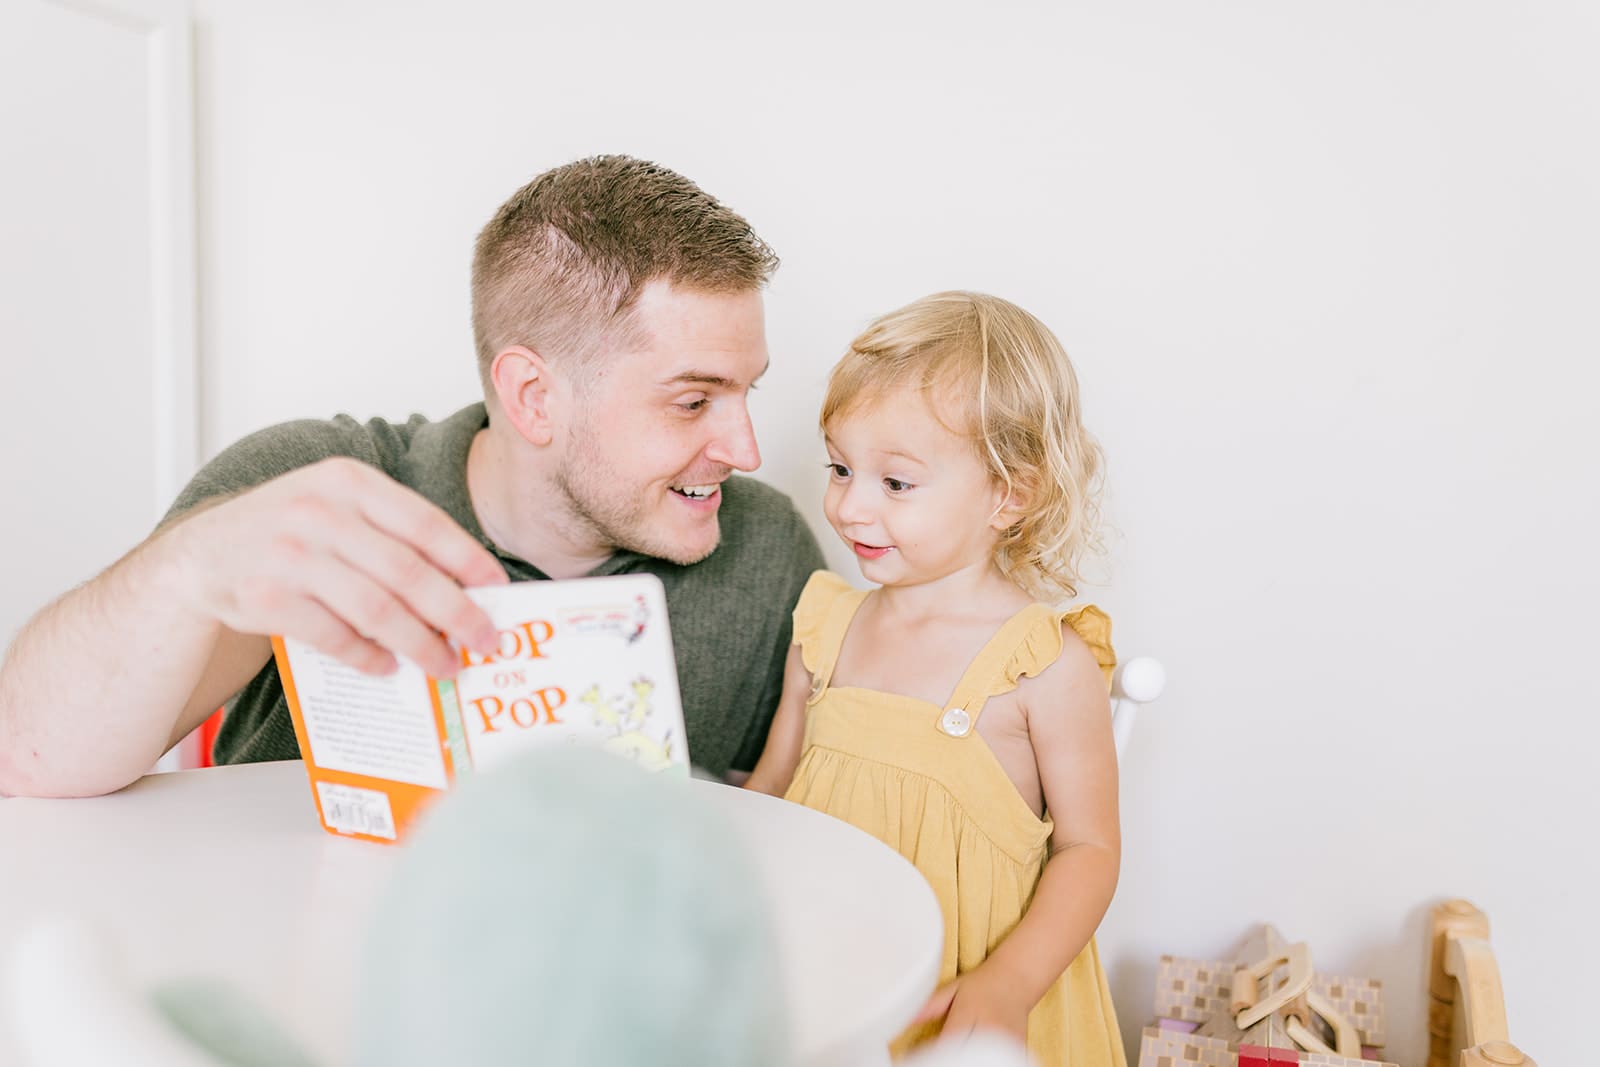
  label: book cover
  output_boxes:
[273,572,686,843]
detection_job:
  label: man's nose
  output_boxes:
[707,404,761,472]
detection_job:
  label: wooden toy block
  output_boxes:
[1460,1041,1537,1067]
[1429,900,1489,1001]
[1152,921,1406,1067]
[1154,954,1234,1023]
[1137,1025,1236,1067]
[1233,943,1314,1029]
[1426,900,1535,1067]
[1445,931,1509,1048]
[1156,1018,1200,1033]
[1300,1055,1399,1067]
[1428,899,1490,1067]
[1237,1045,1272,1067]
[1230,924,1291,965]
[1198,1005,1284,1046]
[1312,974,1386,1046]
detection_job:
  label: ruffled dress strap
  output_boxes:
[944,604,1117,726]
[789,570,869,701]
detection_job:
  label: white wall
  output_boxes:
[0,0,195,652]
[184,1,1599,1061]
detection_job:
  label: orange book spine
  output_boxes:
[274,636,453,843]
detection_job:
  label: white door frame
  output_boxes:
[43,0,200,768]
[49,0,200,511]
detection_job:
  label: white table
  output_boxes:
[0,761,942,1066]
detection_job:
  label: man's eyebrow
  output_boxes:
[660,360,770,389]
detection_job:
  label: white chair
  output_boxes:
[1110,655,1166,760]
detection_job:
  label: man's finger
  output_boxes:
[274,598,397,676]
[295,555,461,679]
[328,512,500,655]
[348,469,508,589]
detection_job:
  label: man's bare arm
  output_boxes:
[0,459,507,798]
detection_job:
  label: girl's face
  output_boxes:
[822,386,1012,590]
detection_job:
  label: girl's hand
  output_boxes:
[913,969,1030,1044]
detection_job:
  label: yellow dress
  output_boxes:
[783,572,1126,1067]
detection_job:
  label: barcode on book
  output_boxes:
[315,782,397,840]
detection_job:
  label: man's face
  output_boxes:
[554,280,769,565]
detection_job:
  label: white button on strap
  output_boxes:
[939,707,972,737]
[807,675,827,705]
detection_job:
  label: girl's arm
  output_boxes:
[923,626,1121,1039]
[741,642,813,795]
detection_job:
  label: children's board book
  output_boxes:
[273,572,687,843]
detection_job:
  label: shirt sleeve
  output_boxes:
[159,415,388,530]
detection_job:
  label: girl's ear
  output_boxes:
[988,479,1032,532]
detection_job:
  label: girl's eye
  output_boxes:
[826,462,851,479]
[884,477,913,493]
[676,398,709,413]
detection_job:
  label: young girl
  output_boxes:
[745,291,1124,1065]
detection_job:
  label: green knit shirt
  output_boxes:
[165,403,825,778]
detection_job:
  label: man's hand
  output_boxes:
[176,458,507,677]
[913,967,1030,1045]
[0,457,512,798]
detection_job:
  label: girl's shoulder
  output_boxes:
[981,602,1117,699]
[792,570,858,627]
[1058,604,1116,688]
[790,570,866,670]
[795,569,856,609]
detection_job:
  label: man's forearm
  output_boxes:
[0,524,235,797]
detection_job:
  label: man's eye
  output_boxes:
[884,477,913,492]
[676,398,709,413]
[826,463,851,479]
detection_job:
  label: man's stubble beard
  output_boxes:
[554,432,721,567]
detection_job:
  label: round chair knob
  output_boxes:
[1118,657,1167,703]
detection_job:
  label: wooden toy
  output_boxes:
[1427,899,1536,1067]
[1141,923,1396,1067]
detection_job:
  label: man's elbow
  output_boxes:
[0,765,138,799]
[0,709,33,796]
[0,742,48,798]
[0,730,137,799]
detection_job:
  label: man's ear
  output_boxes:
[489,345,562,446]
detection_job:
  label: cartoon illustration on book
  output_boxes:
[580,678,676,771]
[566,594,654,645]
[628,595,649,643]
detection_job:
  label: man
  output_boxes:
[0,155,824,797]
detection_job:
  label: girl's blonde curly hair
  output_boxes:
[821,291,1104,602]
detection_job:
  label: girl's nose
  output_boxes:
[835,480,874,526]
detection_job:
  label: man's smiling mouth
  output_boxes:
[670,484,720,500]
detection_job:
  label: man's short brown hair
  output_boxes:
[471,155,779,385]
